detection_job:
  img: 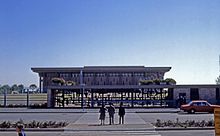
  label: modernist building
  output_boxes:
[31,66,220,108]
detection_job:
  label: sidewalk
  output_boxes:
[0,108,179,113]
[61,112,161,136]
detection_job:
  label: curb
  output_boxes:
[0,112,87,114]
[0,111,178,114]
[0,128,64,132]
[0,127,214,132]
[155,127,214,131]
[64,129,156,132]
[135,111,179,113]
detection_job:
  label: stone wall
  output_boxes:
[173,88,190,102]
[173,87,217,104]
[199,88,216,104]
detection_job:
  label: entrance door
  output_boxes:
[190,88,199,100]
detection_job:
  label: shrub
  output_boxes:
[153,118,214,128]
[0,120,68,128]
[51,78,65,85]
[139,80,154,85]
[66,81,77,86]
[165,78,176,85]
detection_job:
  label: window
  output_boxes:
[201,102,208,106]
[60,73,70,78]
[72,73,79,77]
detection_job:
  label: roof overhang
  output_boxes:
[31,66,171,73]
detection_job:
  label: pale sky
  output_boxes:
[0,0,220,86]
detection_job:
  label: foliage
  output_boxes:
[51,78,65,85]
[0,85,11,94]
[11,84,18,91]
[216,75,220,84]
[0,84,25,94]
[164,78,176,85]
[51,78,77,86]
[153,118,214,128]
[66,80,77,86]
[18,84,24,93]
[29,84,37,90]
[154,79,161,85]
[29,103,47,108]
[139,78,176,85]
[139,80,154,85]
[0,119,68,128]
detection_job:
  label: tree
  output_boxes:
[216,75,220,84]
[11,84,18,91]
[29,84,37,90]
[18,84,24,93]
[0,85,11,94]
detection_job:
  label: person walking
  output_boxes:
[108,103,115,125]
[118,102,125,124]
[16,124,26,136]
[99,104,107,125]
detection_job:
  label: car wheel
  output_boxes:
[190,109,195,114]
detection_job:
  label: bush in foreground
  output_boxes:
[0,119,68,128]
[153,118,214,128]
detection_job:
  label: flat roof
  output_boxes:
[47,84,220,90]
[31,66,171,73]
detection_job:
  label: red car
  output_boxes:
[180,100,220,113]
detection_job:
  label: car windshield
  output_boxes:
[188,101,193,105]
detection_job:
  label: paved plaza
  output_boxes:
[0,108,215,136]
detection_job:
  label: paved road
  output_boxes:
[158,130,214,136]
[0,113,83,123]
[0,110,215,136]
[138,112,214,123]
[0,132,61,136]
[0,130,214,136]
[0,112,213,124]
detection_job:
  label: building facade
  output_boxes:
[32,66,171,93]
[31,66,220,108]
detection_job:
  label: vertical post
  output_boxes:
[91,89,94,107]
[81,87,84,110]
[121,92,123,100]
[160,88,163,107]
[62,90,65,107]
[4,89,7,107]
[80,69,84,109]
[102,92,104,105]
[141,89,144,107]
[47,89,50,108]
[39,76,42,93]
[131,90,134,108]
[27,88,29,107]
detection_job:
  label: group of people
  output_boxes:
[15,103,125,136]
[99,102,125,125]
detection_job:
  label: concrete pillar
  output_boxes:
[131,90,134,108]
[4,89,6,107]
[81,88,84,108]
[39,76,42,93]
[47,89,55,108]
[27,89,29,107]
[91,89,94,107]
